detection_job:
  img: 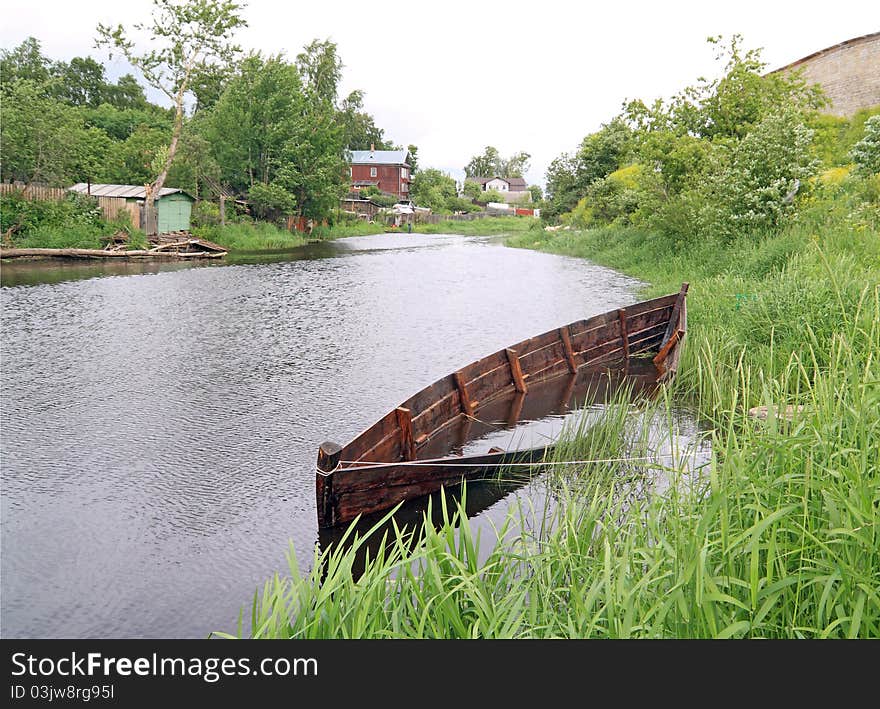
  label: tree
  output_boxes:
[501,151,530,178]
[528,184,543,202]
[465,146,502,178]
[0,79,111,185]
[201,53,304,192]
[53,56,108,106]
[338,90,389,150]
[406,144,419,174]
[462,180,483,201]
[275,111,348,222]
[410,168,457,211]
[96,0,247,235]
[295,38,343,107]
[0,37,53,90]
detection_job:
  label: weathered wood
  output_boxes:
[559,327,578,373]
[506,348,528,393]
[317,286,689,527]
[652,330,680,371]
[661,283,690,346]
[317,441,343,473]
[618,308,630,359]
[396,407,415,461]
[0,247,225,260]
[453,371,475,416]
[507,390,526,425]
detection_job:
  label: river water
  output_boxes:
[0,233,707,638]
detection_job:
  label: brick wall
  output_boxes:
[771,32,880,117]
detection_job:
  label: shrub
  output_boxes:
[850,115,880,175]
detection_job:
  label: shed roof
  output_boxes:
[349,149,410,166]
[68,183,194,200]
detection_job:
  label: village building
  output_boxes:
[349,147,412,199]
[68,183,195,233]
[464,176,532,204]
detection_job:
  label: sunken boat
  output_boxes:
[316,283,689,528]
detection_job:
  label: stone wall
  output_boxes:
[770,32,880,117]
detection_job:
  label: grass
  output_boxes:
[193,222,310,251]
[413,216,539,236]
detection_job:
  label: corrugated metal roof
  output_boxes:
[68,183,194,200]
[349,150,410,166]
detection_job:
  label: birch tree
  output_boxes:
[96,0,246,235]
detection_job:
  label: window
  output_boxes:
[349,167,352,177]
[401,168,408,179]
[401,182,408,192]
[370,167,377,177]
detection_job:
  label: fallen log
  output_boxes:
[0,247,226,260]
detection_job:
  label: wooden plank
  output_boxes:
[660,283,690,346]
[396,407,415,461]
[507,391,526,425]
[618,308,630,360]
[621,293,678,318]
[453,370,475,416]
[519,340,565,377]
[570,320,618,357]
[411,393,463,446]
[506,348,528,393]
[468,364,516,408]
[559,326,578,373]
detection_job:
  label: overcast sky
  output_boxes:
[2,1,876,187]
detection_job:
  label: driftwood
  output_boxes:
[0,247,226,260]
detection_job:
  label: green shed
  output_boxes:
[156,191,194,233]
[68,183,196,233]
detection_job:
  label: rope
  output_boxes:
[321,451,703,473]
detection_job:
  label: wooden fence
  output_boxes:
[0,182,142,229]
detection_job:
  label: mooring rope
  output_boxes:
[317,451,704,475]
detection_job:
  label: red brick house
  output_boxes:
[349,147,412,199]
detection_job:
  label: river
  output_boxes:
[0,232,707,638]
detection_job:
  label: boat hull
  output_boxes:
[316,283,689,528]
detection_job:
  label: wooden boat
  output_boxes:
[316,283,689,528]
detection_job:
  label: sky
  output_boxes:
[1,0,877,188]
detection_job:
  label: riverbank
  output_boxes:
[224,194,878,638]
[1,217,536,260]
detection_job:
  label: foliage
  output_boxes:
[715,109,818,238]
[0,79,113,185]
[544,118,633,219]
[0,191,122,244]
[850,115,880,175]
[481,189,506,204]
[247,182,297,223]
[410,168,458,212]
[461,180,483,201]
[464,146,531,178]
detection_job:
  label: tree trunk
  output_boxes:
[146,62,192,237]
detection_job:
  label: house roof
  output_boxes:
[68,183,194,200]
[349,149,410,166]
[466,176,529,189]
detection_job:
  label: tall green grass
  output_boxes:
[193,222,310,251]
[414,216,538,236]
